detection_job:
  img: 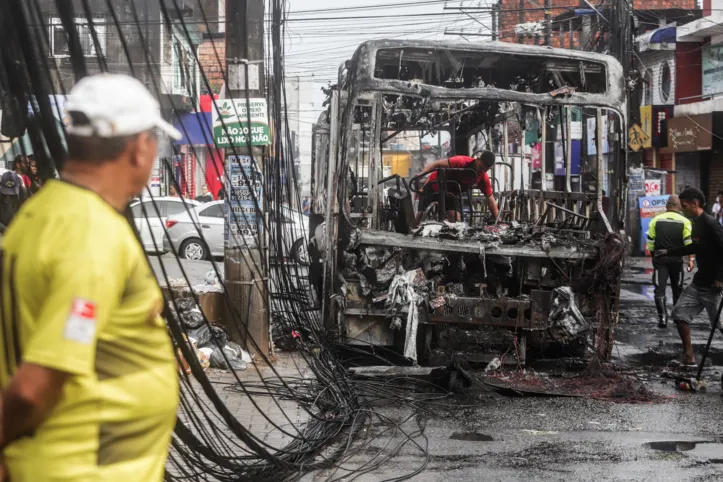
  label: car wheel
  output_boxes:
[291,238,309,265]
[180,238,208,261]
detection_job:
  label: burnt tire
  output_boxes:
[180,238,209,261]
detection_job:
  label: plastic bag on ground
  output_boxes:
[209,347,248,371]
[180,308,204,329]
[225,341,252,363]
[187,324,229,349]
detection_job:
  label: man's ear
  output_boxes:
[130,131,153,167]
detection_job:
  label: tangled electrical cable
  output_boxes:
[0,1,460,480]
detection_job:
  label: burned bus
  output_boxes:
[309,40,627,365]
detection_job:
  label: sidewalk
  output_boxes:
[170,352,313,475]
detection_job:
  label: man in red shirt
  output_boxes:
[417,150,498,222]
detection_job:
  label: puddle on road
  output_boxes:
[644,441,711,452]
[449,432,494,442]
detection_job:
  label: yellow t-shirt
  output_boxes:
[0,180,178,481]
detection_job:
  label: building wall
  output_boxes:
[497,0,579,47]
[676,42,704,104]
[708,156,723,207]
[497,0,697,47]
[198,35,226,95]
[639,51,676,106]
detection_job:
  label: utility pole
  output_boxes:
[492,4,499,41]
[225,0,270,356]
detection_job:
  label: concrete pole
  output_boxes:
[224,0,269,356]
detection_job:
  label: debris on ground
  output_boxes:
[549,287,589,342]
[483,368,665,403]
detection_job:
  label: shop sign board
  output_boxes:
[639,195,669,252]
[665,114,713,153]
[644,179,661,196]
[212,98,271,148]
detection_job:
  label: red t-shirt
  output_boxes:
[427,156,493,196]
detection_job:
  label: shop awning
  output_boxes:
[637,25,676,52]
[172,112,214,145]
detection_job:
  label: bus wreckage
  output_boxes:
[309,40,628,366]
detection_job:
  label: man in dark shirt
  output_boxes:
[646,195,694,328]
[195,184,213,203]
[656,187,723,367]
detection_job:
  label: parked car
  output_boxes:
[162,201,310,263]
[130,197,201,252]
[163,201,225,260]
[271,206,309,265]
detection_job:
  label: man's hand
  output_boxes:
[655,249,668,258]
[688,259,695,272]
[715,280,723,289]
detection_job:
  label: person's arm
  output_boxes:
[645,217,657,255]
[0,364,68,448]
[0,256,122,451]
[419,159,451,176]
[487,194,499,218]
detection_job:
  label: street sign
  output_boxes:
[628,124,650,152]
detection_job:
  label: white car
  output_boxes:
[130,197,201,252]
[161,201,310,263]
[163,201,225,260]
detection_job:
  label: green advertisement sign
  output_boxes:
[212,98,271,147]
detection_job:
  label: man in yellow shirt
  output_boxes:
[0,74,181,481]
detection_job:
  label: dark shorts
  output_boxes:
[672,283,723,326]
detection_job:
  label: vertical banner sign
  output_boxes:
[212,99,271,148]
[638,195,669,253]
[640,106,653,149]
[225,155,263,249]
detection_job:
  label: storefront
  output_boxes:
[172,111,225,199]
[660,113,712,195]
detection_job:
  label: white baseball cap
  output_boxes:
[65,74,182,140]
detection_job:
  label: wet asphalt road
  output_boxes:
[153,255,723,480]
[305,276,723,481]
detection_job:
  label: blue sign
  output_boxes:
[225,155,263,249]
[639,195,669,253]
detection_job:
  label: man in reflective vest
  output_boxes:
[646,195,694,328]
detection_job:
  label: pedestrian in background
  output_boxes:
[656,187,723,367]
[0,74,180,481]
[196,184,213,203]
[12,155,31,190]
[646,195,694,328]
[713,191,723,227]
[0,171,27,233]
[26,155,43,194]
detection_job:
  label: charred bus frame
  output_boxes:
[310,40,627,364]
